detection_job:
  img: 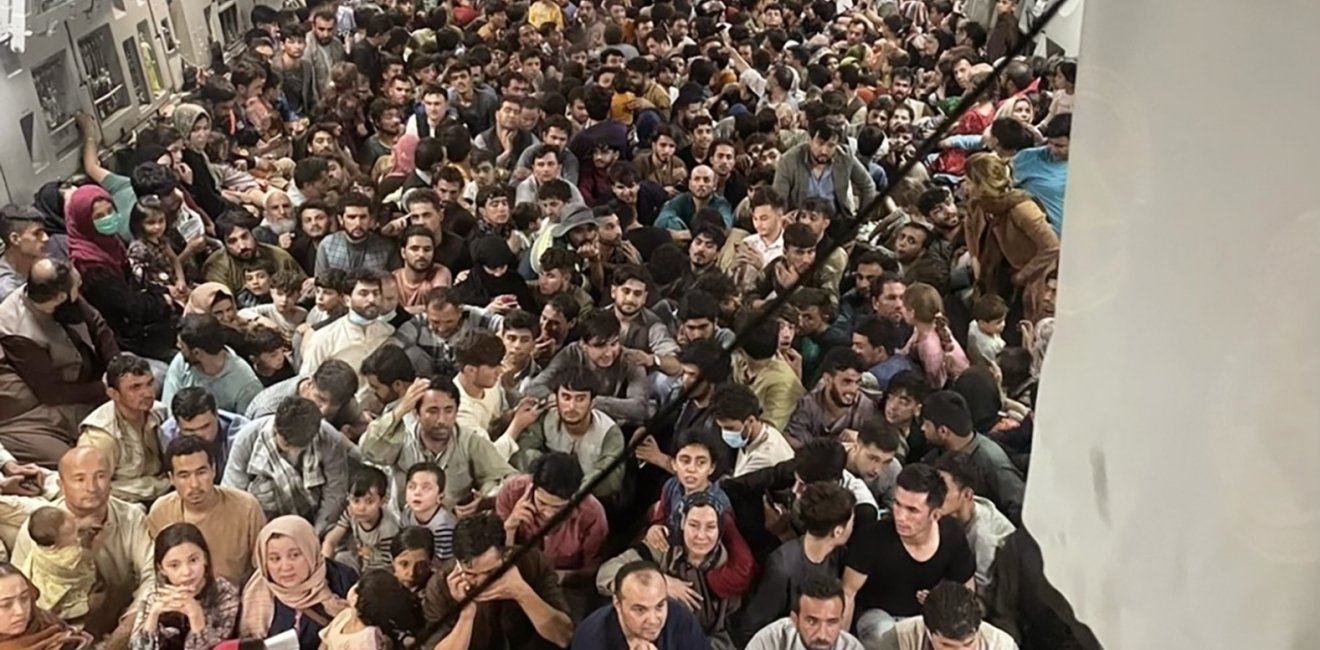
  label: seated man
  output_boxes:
[737,483,856,644]
[0,257,118,467]
[394,286,505,376]
[222,397,350,533]
[920,391,1025,524]
[572,560,707,649]
[78,353,170,505]
[876,581,1018,650]
[508,371,626,505]
[359,374,516,514]
[245,358,360,425]
[843,464,976,646]
[844,421,903,510]
[159,387,250,479]
[13,447,154,640]
[852,315,916,391]
[709,383,794,477]
[604,264,681,377]
[785,348,884,448]
[745,574,865,650]
[423,511,574,650]
[731,318,804,431]
[147,435,266,585]
[299,268,395,403]
[454,330,511,434]
[935,454,1016,592]
[495,451,608,579]
[163,314,263,415]
[524,311,652,425]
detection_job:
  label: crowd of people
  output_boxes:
[0,0,1099,648]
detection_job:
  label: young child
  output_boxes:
[901,282,970,389]
[323,466,401,573]
[127,199,186,298]
[968,294,1009,367]
[239,270,308,340]
[245,326,297,387]
[306,268,349,328]
[238,260,275,308]
[403,462,456,561]
[390,527,437,596]
[26,506,96,621]
[318,570,423,650]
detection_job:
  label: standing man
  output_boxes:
[12,446,154,640]
[78,354,169,505]
[306,7,346,99]
[147,435,266,585]
[572,561,707,649]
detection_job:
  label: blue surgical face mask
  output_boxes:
[721,429,746,450]
[346,310,374,327]
[93,211,126,235]
[377,309,397,324]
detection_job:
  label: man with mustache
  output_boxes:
[202,214,305,296]
[315,192,402,275]
[784,348,884,449]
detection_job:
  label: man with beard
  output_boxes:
[839,250,890,324]
[524,311,652,426]
[394,286,505,376]
[162,314,263,415]
[656,165,734,236]
[273,24,315,117]
[475,96,540,173]
[316,192,402,275]
[632,338,730,485]
[203,214,305,295]
[917,188,965,282]
[608,264,681,376]
[76,353,169,505]
[509,370,626,503]
[472,186,529,258]
[680,225,725,292]
[402,188,472,274]
[300,270,395,403]
[361,373,515,514]
[393,226,452,311]
[446,61,501,135]
[889,67,928,120]
[870,272,914,342]
[843,420,903,510]
[711,383,795,477]
[515,115,580,184]
[785,348,884,448]
[358,98,404,169]
[746,575,865,650]
[305,7,346,98]
[710,138,749,209]
[773,120,876,219]
[0,259,119,468]
[852,316,917,391]
[635,124,688,197]
[530,247,594,314]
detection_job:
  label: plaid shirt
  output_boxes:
[314,232,402,275]
[392,306,504,376]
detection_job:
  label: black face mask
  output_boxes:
[52,298,83,324]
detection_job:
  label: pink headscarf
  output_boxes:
[387,133,420,178]
[65,185,127,273]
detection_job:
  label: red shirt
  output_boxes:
[495,474,608,570]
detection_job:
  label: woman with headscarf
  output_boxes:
[596,493,753,650]
[33,181,71,262]
[240,516,356,647]
[66,185,178,362]
[962,152,1059,324]
[185,283,259,359]
[173,104,234,220]
[0,563,92,650]
[453,236,537,313]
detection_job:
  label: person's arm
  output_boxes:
[321,517,350,558]
[850,156,878,213]
[220,421,257,490]
[646,323,681,375]
[1008,202,1061,284]
[358,406,408,467]
[76,113,112,184]
[126,508,158,600]
[841,566,869,632]
[736,554,791,640]
[704,511,755,598]
[760,376,805,431]
[585,425,625,499]
[314,427,350,533]
[509,420,547,473]
[160,358,181,414]
[782,395,816,449]
[464,431,517,496]
[523,345,573,399]
[0,337,108,404]
[772,156,793,199]
[512,576,573,647]
[592,364,653,424]
[655,197,685,231]
[433,606,478,650]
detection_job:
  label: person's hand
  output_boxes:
[454,269,471,284]
[534,335,557,358]
[170,281,190,304]
[508,397,548,439]
[446,564,472,602]
[183,235,207,256]
[454,490,484,518]
[75,112,97,137]
[577,240,600,260]
[663,185,680,198]
[838,428,860,444]
[1018,319,1036,351]
[736,244,764,270]
[665,576,703,610]
[643,525,669,556]
[0,475,39,497]
[619,240,642,265]
[779,347,803,379]
[507,232,524,254]
[396,377,431,415]
[504,489,536,537]
[381,216,409,237]
[916,589,930,605]
[763,495,793,539]
[634,435,671,470]
[628,640,659,650]
[474,564,528,602]
[277,232,294,249]
[622,348,653,370]
[513,167,532,182]
[486,294,519,314]
[774,262,801,291]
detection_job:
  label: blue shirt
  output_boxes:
[806,164,835,202]
[162,349,265,416]
[870,355,917,391]
[572,598,707,650]
[1012,146,1068,235]
[655,193,734,231]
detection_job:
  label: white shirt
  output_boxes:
[734,423,795,477]
[457,378,506,435]
[745,617,865,650]
[747,230,786,267]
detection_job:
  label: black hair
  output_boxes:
[989,117,1037,153]
[795,438,847,483]
[391,526,436,559]
[737,317,779,361]
[921,390,974,438]
[164,434,214,473]
[179,314,227,355]
[423,374,461,405]
[129,161,179,198]
[854,316,907,357]
[312,359,360,408]
[896,463,948,511]
[677,291,720,324]
[581,310,622,345]
[451,511,505,561]
[170,387,218,421]
[530,451,583,500]
[25,259,73,303]
[361,345,417,386]
[153,523,217,600]
[502,309,539,338]
[783,222,817,249]
[355,570,425,645]
[349,465,389,498]
[1042,112,1073,139]
[556,368,601,396]
[792,574,846,612]
[106,354,153,390]
[674,428,727,478]
[454,331,505,369]
[819,347,868,376]
[923,581,983,639]
[274,397,322,448]
[858,419,903,454]
[798,481,855,537]
[886,370,930,403]
[676,338,732,386]
[315,268,351,293]
[405,461,445,490]
[709,383,761,422]
[612,560,663,595]
[293,156,331,188]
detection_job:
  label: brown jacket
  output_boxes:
[965,194,1059,321]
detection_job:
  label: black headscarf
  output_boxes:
[453,236,536,313]
[952,366,1004,434]
[33,181,66,235]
